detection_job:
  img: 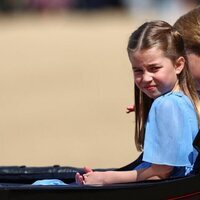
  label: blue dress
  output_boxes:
[137,91,199,177]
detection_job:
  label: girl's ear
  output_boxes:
[175,57,185,74]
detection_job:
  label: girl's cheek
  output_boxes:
[134,77,142,85]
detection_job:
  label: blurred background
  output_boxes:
[0,0,199,168]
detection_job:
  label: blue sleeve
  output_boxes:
[143,95,197,167]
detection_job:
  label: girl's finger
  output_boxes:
[84,166,93,173]
[75,173,83,184]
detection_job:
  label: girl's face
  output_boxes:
[129,47,184,99]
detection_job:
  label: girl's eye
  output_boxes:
[133,68,143,73]
[149,66,161,72]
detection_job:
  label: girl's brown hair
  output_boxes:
[127,20,200,151]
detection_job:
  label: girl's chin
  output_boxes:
[145,92,161,99]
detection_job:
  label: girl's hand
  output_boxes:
[126,104,135,113]
[75,166,93,185]
[82,171,106,185]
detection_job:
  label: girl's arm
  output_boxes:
[76,164,173,185]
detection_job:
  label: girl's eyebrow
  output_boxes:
[132,63,160,69]
[147,62,159,66]
[147,63,161,67]
[132,66,142,70]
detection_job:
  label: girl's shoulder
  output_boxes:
[153,91,192,110]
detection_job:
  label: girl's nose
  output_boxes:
[142,72,153,82]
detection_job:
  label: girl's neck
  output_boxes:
[172,81,180,92]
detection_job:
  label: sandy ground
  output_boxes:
[0,0,197,170]
[0,4,196,168]
[0,10,144,168]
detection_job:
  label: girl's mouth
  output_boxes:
[144,85,156,91]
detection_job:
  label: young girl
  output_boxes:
[75,20,200,185]
[127,6,200,112]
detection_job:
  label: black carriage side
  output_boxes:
[0,130,200,200]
